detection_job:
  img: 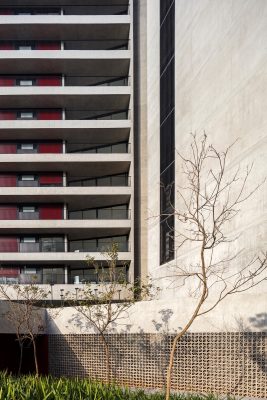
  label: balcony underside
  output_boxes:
[0,51,130,75]
[0,16,130,41]
[0,87,130,109]
[0,120,131,142]
[0,155,130,175]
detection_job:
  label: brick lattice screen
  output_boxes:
[48,332,267,398]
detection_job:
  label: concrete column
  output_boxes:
[64,235,68,252]
[63,172,67,187]
[63,203,67,220]
[64,266,68,284]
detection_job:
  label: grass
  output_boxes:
[0,372,232,400]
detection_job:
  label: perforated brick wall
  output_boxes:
[48,333,267,398]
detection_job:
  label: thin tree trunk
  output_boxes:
[18,341,23,375]
[100,334,111,384]
[165,247,207,400]
[32,336,39,376]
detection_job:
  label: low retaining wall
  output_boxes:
[48,332,267,398]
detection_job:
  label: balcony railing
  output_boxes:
[0,108,129,121]
[19,241,65,253]
[69,207,130,220]
[69,238,129,253]
[68,174,130,187]
[0,75,129,87]
[65,109,129,120]
[0,4,130,16]
[67,142,130,154]
[0,39,130,51]
[0,266,129,285]
[0,141,129,154]
[0,207,130,220]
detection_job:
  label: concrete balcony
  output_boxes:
[0,15,130,41]
[0,86,130,109]
[0,153,131,174]
[0,50,130,75]
[0,219,131,235]
[0,120,131,142]
[0,187,131,208]
[0,251,132,264]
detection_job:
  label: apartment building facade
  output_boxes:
[0,0,134,290]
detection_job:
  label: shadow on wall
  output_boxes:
[48,308,174,387]
[246,313,267,376]
[47,309,267,398]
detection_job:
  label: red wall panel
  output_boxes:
[39,174,63,185]
[0,43,15,50]
[0,175,17,187]
[0,144,17,153]
[39,143,63,153]
[36,76,62,86]
[0,237,19,252]
[0,206,17,219]
[0,10,14,15]
[0,78,15,86]
[38,111,62,120]
[0,111,16,120]
[0,268,19,276]
[35,42,61,50]
[39,205,63,220]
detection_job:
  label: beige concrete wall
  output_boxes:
[141,0,267,325]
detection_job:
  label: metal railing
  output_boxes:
[0,108,130,121]
[0,4,130,16]
[0,39,129,51]
[67,142,130,154]
[68,174,130,187]
[0,266,129,285]
[69,238,129,253]
[65,109,129,120]
[69,207,130,220]
[0,141,129,154]
[0,74,129,87]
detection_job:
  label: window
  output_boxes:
[23,267,37,274]
[160,0,175,265]
[20,143,34,150]
[21,206,36,213]
[18,45,32,50]
[21,237,37,243]
[20,175,35,181]
[18,79,34,86]
[17,111,34,120]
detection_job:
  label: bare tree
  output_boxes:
[67,242,155,383]
[162,134,267,400]
[0,284,49,375]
